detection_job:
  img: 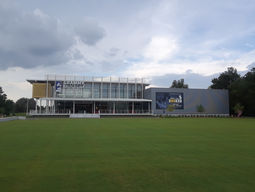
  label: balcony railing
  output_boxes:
[29,110,153,116]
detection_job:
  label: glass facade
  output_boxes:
[54,101,150,114]
[30,75,152,115]
[56,82,145,99]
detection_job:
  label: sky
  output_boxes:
[1,0,255,101]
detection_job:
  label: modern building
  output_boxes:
[27,74,229,117]
[27,75,152,117]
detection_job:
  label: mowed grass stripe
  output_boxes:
[0,118,255,192]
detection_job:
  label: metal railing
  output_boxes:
[29,110,153,116]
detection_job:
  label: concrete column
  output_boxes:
[113,102,115,114]
[35,99,38,114]
[93,101,95,114]
[46,100,49,114]
[148,102,150,112]
[50,100,52,113]
[73,101,75,114]
[39,100,42,114]
[132,102,134,114]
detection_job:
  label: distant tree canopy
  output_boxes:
[15,98,36,113]
[209,67,240,89]
[0,86,14,116]
[0,86,38,116]
[170,79,189,88]
[210,67,255,116]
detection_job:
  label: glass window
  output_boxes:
[102,84,110,98]
[111,84,119,98]
[84,83,92,98]
[93,84,101,98]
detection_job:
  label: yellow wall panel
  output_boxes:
[32,83,51,98]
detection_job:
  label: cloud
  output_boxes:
[74,17,107,46]
[0,3,74,70]
[72,49,85,60]
[105,47,120,57]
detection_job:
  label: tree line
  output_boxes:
[209,67,255,116]
[0,86,39,116]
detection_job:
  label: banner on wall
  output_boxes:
[55,81,62,93]
[156,92,184,109]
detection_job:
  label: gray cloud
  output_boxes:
[105,47,120,57]
[0,4,74,70]
[86,60,94,66]
[74,17,106,46]
[100,60,123,72]
[73,50,85,60]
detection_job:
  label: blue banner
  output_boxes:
[156,92,184,109]
[55,81,62,93]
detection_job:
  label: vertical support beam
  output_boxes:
[101,77,103,98]
[64,75,66,98]
[92,76,94,98]
[52,100,56,114]
[83,76,85,98]
[54,75,56,98]
[127,78,128,99]
[46,100,49,114]
[93,101,95,114]
[46,74,49,98]
[73,101,75,114]
[49,100,52,113]
[110,77,111,98]
[51,100,54,113]
[39,99,42,114]
[118,77,120,99]
[74,76,76,99]
[148,102,150,112]
[141,78,144,99]
[35,99,38,114]
[132,102,134,114]
[113,102,115,114]
[135,78,137,99]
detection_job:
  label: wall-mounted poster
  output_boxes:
[55,81,62,93]
[156,92,184,109]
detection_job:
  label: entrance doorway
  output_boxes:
[75,103,92,113]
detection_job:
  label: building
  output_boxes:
[27,75,152,117]
[27,75,229,117]
[144,87,229,115]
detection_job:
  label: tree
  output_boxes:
[0,86,7,109]
[170,79,189,88]
[210,67,240,89]
[228,67,255,116]
[166,104,175,113]
[0,107,5,117]
[232,103,244,117]
[0,86,14,116]
[15,98,36,113]
[196,104,206,114]
[4,99,15,116]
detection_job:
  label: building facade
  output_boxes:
[27,75,229,117]
[144,87,229,115]
[27,75,152,116]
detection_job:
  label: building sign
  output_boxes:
[156,92,184,109]
[55,81,62,92]
[63,81,85,89]
[55,81,87,96]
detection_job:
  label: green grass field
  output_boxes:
[0,118,255,192]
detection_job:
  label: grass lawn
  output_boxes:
[0,118,255,192]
